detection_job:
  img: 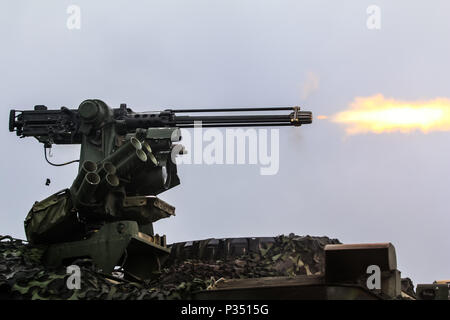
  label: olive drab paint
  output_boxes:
[9,100,312,279]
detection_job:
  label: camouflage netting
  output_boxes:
[0,234,341,300]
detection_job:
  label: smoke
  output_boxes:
[300,72,320,100]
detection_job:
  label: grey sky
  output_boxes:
[1,0,449,285]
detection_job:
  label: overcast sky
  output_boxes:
[1,0,449,285]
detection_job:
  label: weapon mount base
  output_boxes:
[43,220,170,280]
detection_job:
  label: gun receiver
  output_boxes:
[9,99,312,280]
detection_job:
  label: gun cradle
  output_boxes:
[25,105,182,280]
[26,141,177,280]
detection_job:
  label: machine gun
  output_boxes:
[9,99,312,279]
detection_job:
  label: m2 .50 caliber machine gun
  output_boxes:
[9,99,312,279]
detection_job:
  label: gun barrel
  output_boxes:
[9,104,312,145]
[125,106,312,129]
[169,107,296,112]
[173,113,312,127]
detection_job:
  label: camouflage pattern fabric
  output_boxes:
[0,234,412,300]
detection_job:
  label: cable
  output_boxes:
[44,146,80,166]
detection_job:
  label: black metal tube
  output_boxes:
[97,161,116,178]
[168,107,296,113]
[177,123,297,128]
[173,111,312,127]
[71,160,97,192]
[175,115,292,123]
[103,137,142,166]
[76,172,101,204]
[95,173,120,198]
[116,149,148,176]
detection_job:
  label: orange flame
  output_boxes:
[332,94,450,134]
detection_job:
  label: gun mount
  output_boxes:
[9,99,312,280]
